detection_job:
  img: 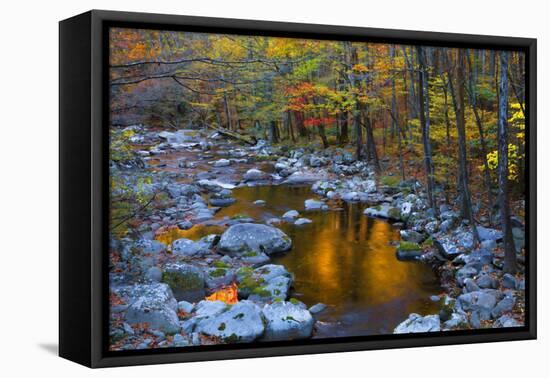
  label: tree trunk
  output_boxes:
[294,111,307,137]
[450,49,480,243]
[339,111,349,144]
[318,124,329,148]
[363,111,381,172]
[391,45,405,181]
[403,46,418,119]
[466,52,495,212]
[268,120,279,143]
[497,51,517,274]
[350,45,363,160]
[287,110,296,142]
[223,90,232,130]
[417,46,437,215]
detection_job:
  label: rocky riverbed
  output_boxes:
[109,125,526,351]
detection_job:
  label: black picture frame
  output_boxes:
[59,9,537,368]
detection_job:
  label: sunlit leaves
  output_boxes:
[485,144,521,181]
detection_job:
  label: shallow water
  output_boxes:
[217,185,441,336]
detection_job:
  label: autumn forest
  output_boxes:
[108,28,527,350]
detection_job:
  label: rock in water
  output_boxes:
[282,210,299,219]
[218,223,292,256]
[194,300,265,343]
[363,204,401,221]
[304,199,328,211]
[294,218,313,226]
[113,283,180,334]
[243,169,266,181]
[284,171,325,184]
[394,313,440,334]
[262,301,314,341]
[308,303,327,315]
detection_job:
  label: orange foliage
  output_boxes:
[205,283,238,304]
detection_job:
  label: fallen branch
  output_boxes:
[205,124,257,145]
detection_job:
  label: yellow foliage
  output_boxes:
[484,144,520,181]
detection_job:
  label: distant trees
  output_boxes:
[109,29,527,244]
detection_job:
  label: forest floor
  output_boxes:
[108,126,526,350]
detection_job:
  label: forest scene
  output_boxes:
[108,27,527,351]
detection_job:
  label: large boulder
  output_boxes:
[218,223,292,256]
[161,263,206,302]
[113,283,180,334]
[262,301,314,341]
[194,300,265,343]
[393,313,440,334]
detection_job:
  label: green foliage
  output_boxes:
[379,175,400,187]
[209,268,227,278]
[397,241,422,251]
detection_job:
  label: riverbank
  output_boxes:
[109,126,526,350]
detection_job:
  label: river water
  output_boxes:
[152,146,441,337]
[217,185,441,337]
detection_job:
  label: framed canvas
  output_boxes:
[59,10,536,368]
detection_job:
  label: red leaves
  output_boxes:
[303,117,335,127]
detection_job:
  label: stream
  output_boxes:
[152,145,441,337]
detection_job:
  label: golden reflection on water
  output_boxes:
[222,185,441,335]
[155,225,226,246]
[155,184,440,335]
